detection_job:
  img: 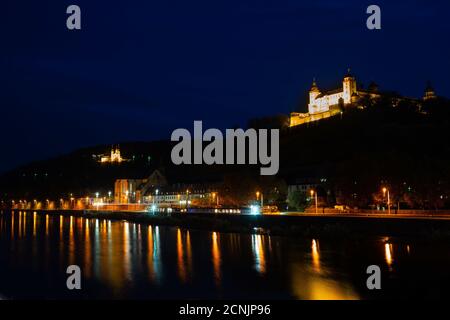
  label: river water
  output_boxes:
[1,210,450,299]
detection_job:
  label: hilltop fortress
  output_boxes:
[289,70,437,127]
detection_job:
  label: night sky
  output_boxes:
[2,0,450,173]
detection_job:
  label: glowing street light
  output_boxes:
[212,192,219,207]
[186,189,190,209]
[382,187,391,215]
[310,190,318,214]
[152,189,159,208]
[256,191,264,208]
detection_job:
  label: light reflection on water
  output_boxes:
[252,234,266,274]
[177,228,186,283]
[211,232,221,285]
[1,210,448,299]
[385,243,393,267]
[311,239,321,273]
[147,226,162,284]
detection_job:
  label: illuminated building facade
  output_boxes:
[144,189,213,208]
[100,146,128,163]
[290,70,380,127]
[114,170,217,207]
[423,81,437,101]
[114,179,143,204]
[289,70,437,127]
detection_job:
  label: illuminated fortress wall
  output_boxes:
[290,71,379,127]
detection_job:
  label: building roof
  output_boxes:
[315,88,342,98]
[344,68,353,78]
[310,78,320,92]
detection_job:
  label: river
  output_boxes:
[1,210,450,299]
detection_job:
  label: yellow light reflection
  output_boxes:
[311,239,321,273]
[23,211,27,237]
[59,215,64,238]
[45,214,49,236]
[147,226,154,280]
[385,243,393,267]
[18,211,22,238]
[177,228,187,283]
[68,216,75,265]
[252,234,266,274]
[84,219,91,277]
[33,212,37,237]
[291,267,359,300]
[123,222,131,279]
[212,232,221,285]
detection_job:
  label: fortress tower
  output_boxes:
[342,69,357,104]
[290,69,381,127]
[423,81,437,101]
[308,79,321,114]
[289,69,430,128]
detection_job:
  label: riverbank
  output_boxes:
[5,209,450,240]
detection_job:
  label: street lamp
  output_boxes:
[310,190,318,214]
[212,192,219,207]
[256,191,263,208]
[152,189,159,209]
[186,189,190,209]
[382,187,391,215]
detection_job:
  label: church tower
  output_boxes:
[309,78,321,101]
[342,69,357,104]
[308,79,321,113]
[423,81,437,100]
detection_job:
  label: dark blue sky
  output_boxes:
[2,0,450,173]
